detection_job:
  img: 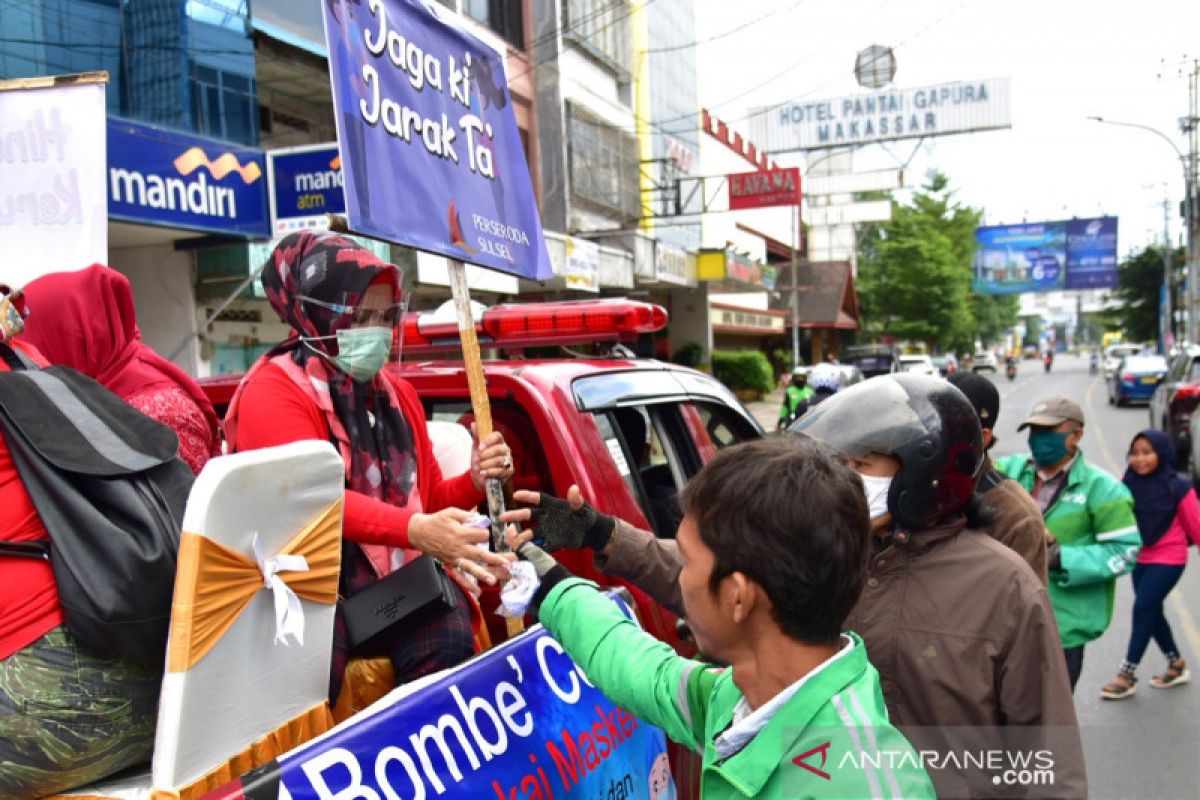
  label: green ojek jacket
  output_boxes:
[995,451,1140,649]
[538,578,935,799]
[779,384,814,422]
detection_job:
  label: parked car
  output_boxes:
[897,354,937,376]
[1108,354,1168,406]
[972,351,999,372]
[844,343,897,378]
[199,299,762,795]
[1103,343,1143,380]
[1150,348,1200,469]
[795,363,866,388]
[930,353,958,376]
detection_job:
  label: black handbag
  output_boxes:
[341,554,458,650]
[0,345,194,660]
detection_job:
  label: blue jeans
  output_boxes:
[1125,563,1186,666]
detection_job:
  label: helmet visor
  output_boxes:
[790,376,934,459]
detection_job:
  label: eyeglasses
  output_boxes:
[299,295,407,326]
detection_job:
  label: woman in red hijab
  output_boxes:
[20,264,221,474]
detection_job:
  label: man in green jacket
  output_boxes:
[510,436,934,799]
[995,395,1140,690]
[777,367,814,430]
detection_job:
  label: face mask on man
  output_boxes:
[1028,429,1071,467]
[858,473,893,519]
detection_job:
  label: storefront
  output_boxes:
[106,117,270,376]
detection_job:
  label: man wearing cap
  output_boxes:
[995,396,1140,690]
[777,367,814,430]
[948,372,1049,583]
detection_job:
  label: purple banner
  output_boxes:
[322,0,552,280]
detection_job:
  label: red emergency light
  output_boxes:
[401,298,668,353]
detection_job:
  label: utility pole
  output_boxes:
[1187,59,1199,344]
[791,205,801,370]
[1162,196,1173,351]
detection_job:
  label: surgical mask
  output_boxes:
[1029,429,1070,467]
[859,473,893,519]
[306,326,392,382]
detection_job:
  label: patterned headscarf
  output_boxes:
[228,232,417,578]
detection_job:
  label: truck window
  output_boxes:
[596,400,758,538]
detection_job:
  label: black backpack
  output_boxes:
[0,345,194,660]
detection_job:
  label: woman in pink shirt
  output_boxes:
[1101,429,1200,699]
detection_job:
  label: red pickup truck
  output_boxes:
[200,299,763,796]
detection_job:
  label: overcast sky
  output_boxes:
[696,0,1200,255]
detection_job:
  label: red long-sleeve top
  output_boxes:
[230,363,483,547]
[0,343,62,659]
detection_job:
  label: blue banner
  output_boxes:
[1064,216,1118,289]
[973,216,1119,295]
[269,144,346,237]
[322,0,553,280]
[107,118,269,238]
[274,598,676,799]
[972,221,1066,295]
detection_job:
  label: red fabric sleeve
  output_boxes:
[232,365,484,549]
[388,375,482,513]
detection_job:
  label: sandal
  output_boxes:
[1100,669,1137,700]
[1150,658,1191,689]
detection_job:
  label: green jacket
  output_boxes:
[779,384,815,421]
[995,451,1140,648]
[539,578,935,799]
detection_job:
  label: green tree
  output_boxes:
[857,172,988,353]
[1102,244,1183,344]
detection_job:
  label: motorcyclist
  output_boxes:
[776,367,813,430]
[789,362,840,421]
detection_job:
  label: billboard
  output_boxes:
[972,216,1118,295]
[268,143,345,237]
[749,78,1011,152]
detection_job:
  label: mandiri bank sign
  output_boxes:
[727,167,802,210]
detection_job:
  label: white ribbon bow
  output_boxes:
[252,532,311,646]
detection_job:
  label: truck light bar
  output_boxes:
[401,299,668,352]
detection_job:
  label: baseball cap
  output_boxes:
[1017,396,1085,430]
[947,371,999,431]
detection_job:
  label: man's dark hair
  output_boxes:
[678,435,869,644]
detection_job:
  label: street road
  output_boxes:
[748,356,1200,796]
[990,353,1200,799]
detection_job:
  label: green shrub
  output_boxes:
[671,342,704,368]
[711,349,773,393]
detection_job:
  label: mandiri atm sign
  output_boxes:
[727,167,802,210]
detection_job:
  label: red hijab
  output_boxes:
[20,264,221,449]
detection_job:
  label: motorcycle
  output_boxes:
[1043,353,1053,373]
[1005,360,1018,381]
[1089,355,1099,375]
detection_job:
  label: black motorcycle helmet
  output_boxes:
[789,373,984,531]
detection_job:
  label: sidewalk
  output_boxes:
[744,388,785,431]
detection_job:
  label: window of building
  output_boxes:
[566,104,639,222]
[189,60,257,144]
[564,0,631,75]
[462,0,524,49]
